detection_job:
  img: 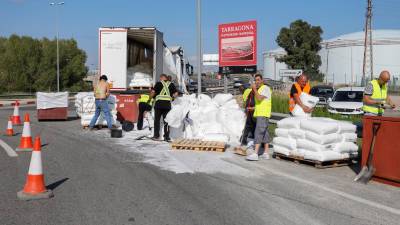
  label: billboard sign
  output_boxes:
[218,20,257,74]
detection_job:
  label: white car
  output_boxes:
[327,87,365,115]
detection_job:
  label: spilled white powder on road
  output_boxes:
[85,129,256,176]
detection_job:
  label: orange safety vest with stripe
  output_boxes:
[288,82,311,112]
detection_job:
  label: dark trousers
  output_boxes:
[240,112,256,145]
[137,102,152,130]
[154,107,170,139]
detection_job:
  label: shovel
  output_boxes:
[354,121,381,184]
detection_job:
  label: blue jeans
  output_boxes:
[89,99,113,129]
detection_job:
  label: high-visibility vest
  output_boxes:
[362,79,387,115]
[289,82,311,112]
[155,81,172,102]
[137,94,153,105]
[254,85,272,118]
[242,88,252,107]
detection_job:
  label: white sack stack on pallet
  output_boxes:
[74,92,118,127]
[165,93,245,145]
[273,117,358,162]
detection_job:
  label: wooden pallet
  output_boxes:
[129,86,152,90]
[171,139,226,152]
[272,152,352,169]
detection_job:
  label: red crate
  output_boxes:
[37,108,68,121]
[362,115,400,187]
[115,94,140,123]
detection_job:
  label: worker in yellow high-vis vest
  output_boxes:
[246,74,272,161]
[137,91,154,130]
[151,74,178,141]
[363,70,396,116]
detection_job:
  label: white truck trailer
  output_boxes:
[99,27,164,91]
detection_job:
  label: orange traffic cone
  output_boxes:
[12,101,22,126]
[17,136,53,200]
[16,113,33,152]
[6,116,14,136]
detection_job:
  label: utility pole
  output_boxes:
[50,1,65,92]
[362,0,373,86]
[196,0,202,95]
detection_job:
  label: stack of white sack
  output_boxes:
[74,92,118,127]
[273,117,358,161]
[291,92,319,117]
[165,93,245,145]
[127,64,153,87]
[129,71,153,87]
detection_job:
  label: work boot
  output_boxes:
[151,136,162,141]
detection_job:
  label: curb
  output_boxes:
[0,101,36,107]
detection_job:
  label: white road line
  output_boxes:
[251,162,400,216]
[0,139,18,157]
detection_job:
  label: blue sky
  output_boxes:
[1,0,399,70]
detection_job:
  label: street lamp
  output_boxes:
[50,1,64,92]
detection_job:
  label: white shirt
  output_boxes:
[259,86,271,100]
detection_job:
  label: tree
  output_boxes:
[0,35,88,93]
[276,20,324,81]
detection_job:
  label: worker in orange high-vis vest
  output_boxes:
[289,74,312,114]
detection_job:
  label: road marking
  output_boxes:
[0,139,18,157]
[250,162,400,216]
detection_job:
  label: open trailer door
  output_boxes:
[153,30,164,85]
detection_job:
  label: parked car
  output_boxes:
[233,80,244,88]
[327,87,365,115]
[310,85,334,106]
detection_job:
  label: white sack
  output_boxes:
[221,99,240,110]
[200,122,224,135]
[277,117,306,129]
[37,92,68,109]
[332,142,359,153]
[198,94,212,107]
[273,137,296,150]
[342,132,358,143]
[305,131,342,145]
[300,119,339,135]
[299,92,319,108]
[212,93,233,106]
[296,149,307,157]
[202,133,230,142]
[296,139,334,152]
[165,105,185,128]
[304,150,343,162]
[275,128,289,138]
[291,104,311,117]
[273,145,291,156]
[337,121,357,133]
[288,129,306,139]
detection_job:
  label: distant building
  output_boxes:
[263,29,400,85]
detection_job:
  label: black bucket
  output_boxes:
[110,128,122,138]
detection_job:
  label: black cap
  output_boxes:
[100,75,108,81]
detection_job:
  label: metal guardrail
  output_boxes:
[0,92,79,99]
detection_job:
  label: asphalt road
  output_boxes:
[0,105,399,225]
